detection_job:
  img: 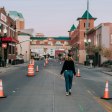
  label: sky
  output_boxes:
[0,0,112,37]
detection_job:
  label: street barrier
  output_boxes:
[27,64,34,77]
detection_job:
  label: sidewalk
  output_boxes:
[100,67,112,76]
[0,63,28,73]
[77,63,112,76]
[0,64,12,73]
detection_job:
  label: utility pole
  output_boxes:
[84,0,89,64]
[86,0,89,31]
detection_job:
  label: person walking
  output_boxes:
[60,54,76,96]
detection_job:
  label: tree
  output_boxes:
[86,45,102,54]
[101,47,112,60]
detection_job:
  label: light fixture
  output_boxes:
[84,38,87,43]
[88,38,91,43]
[3,27,7,34]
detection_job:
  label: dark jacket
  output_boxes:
[60,60,76,75]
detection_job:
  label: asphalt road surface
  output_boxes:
[0,59,112,112]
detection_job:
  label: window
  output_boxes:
[48,41,52,45]
[64,41,68,45]
[12,46,15,54]
[9,45,11,54]
[111,34,112,44]
[55,41,62,45]
[84,23,85,28]
[40,41,44,45]
[31,41,36,44]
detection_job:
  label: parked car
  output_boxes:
[101,60,112,67]
[12,55,24,65]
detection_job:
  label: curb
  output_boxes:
[101,71,112,76]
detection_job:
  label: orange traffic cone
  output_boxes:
[76,68,81,77]
[27,64,35,77]
[44,62,46,67]
[0,80,6,98]
[101,81,112,100]
[36,65,39,72]
[46,58,48,64]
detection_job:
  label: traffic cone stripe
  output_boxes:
[27,64,34,77]
[76,68,81,77]
[36,66,39,72]
[0,87,3,90]
[28,68,34,70]
[101,80,112,100]
[0,80,6,98]
[0,81,2,84]
[105,88,108,91]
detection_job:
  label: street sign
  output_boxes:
[2,43,7,48]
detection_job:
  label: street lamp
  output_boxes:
[84,38,91,46]
[84,38,91,65]
[0,27,7,67]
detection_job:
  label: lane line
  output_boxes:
[87,90,112,112]
[79,105,84,112]
[52,70,55,112]
[45,69,75,84]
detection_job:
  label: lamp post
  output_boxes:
[84,38,91,65]
[0,27,7,67]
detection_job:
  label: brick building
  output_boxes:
[9,11,24,31]
[0,7,18,65]
[69,10,96,63]
[30,36,71,58]
[87,23,112,65]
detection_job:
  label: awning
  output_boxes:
[1,37,19,43]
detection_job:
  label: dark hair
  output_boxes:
[68,54,71,57]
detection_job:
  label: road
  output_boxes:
[0,59,112,112]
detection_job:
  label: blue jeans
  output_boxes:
[64,70,73,92]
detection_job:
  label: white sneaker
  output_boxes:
[69,89,71,95]
[66,92,69,96]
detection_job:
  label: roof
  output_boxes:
[17,12,24,19]
[18,33,31,36]
[30,36,70,40]
[9,11,24,20]
[18,29,34,35]
[77,10,97,20]
[54,37,70,40]
[68,24,76,32]
[30,37,47,40]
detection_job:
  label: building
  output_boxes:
[17,29,34,62]
[30,36,71,58]
[87,23,112,65]
[69,10,96,64]
[0,7,18,65]
[9,11,24,31]
[36,33,45,37]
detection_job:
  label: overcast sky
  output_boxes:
[0,0,112,36]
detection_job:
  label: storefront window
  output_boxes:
[9,45,11,54]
